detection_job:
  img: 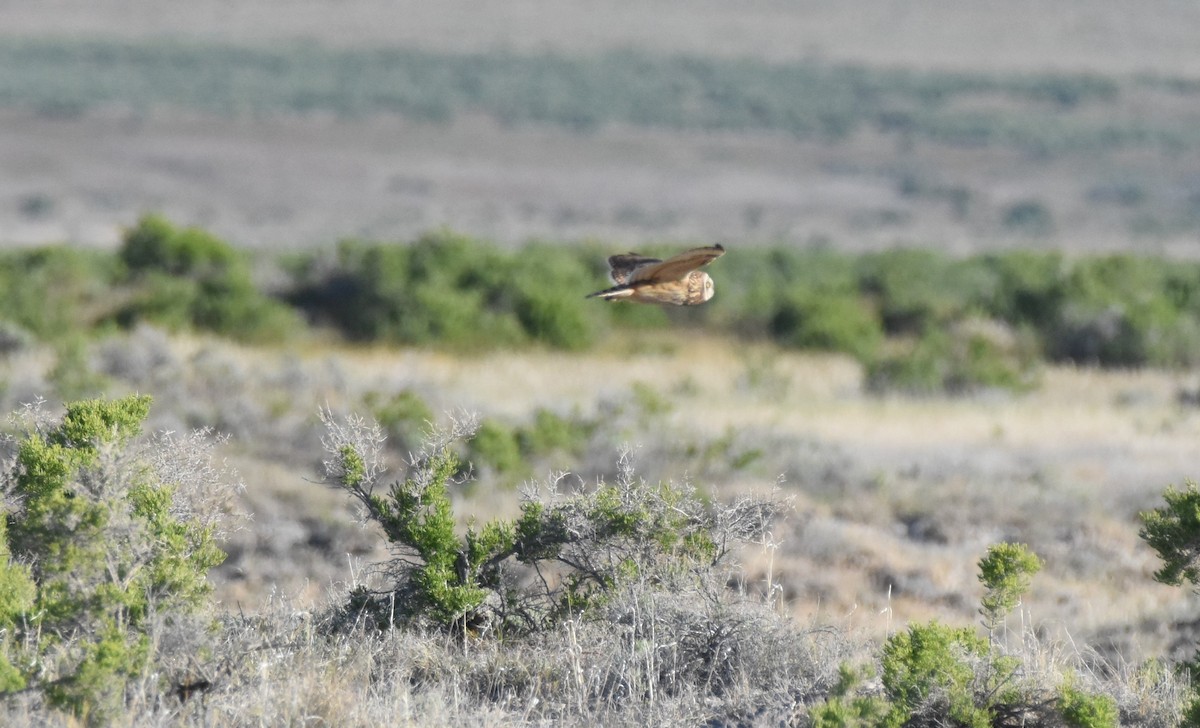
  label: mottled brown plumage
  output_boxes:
[586,244,725,306]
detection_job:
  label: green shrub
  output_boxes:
[1057,677,1119,728]
[509,242,602,350]
[121,272,200,332]
[978,250,1065,329]
[1048,255,1200,367]
[1140,483,1200,725]
[866,332,964,394]
[121,213,240,277]
[978,542,1043,633]
[468,419,527,476]
[515,288,593,349]
[867,317,1037,395]
[365,389,435,452]
[16,216,1200,380]
[857,249,965,335]
[48,335,109,401]
[517,408,593,458]
[0,395,229,722]
[466,409,595,486]
[949,319,1039,392]
[811,542,1046,726]
[880,621,993,728]
[319,411,783,634]
[118,214,300,343]
[768,290,882,360]
[296,232,601,350]
[1140,480,1200,588]
[809,663,895,728]
[0,247,119,343]
[191,274,301,343]
[713,246,856,331]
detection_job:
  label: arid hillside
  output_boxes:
[1,1,1200,253]
[2,5,1200,724]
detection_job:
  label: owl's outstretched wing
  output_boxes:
[606,253,661,285]
[629,244,725,284]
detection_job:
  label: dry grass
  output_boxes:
[305,336,1200,660]
[3,329,1198,723]
[6,329,1192,661]
[1,4,1196,720]
[1,586,853,728]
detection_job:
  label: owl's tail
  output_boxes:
[585,284,635,301]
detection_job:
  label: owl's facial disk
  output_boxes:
[701,273,715,302]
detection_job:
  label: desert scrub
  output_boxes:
[767,289,883,360]
[363,388,435,454]
[1057,676,1119,728]
[292,231,603,351]
[1141,480,1200,588]
[127,583,844,728]
[977,541,1042,635]
[318,408,788,635]
[15,216,1200,389]
[0,247,120,344]
[467,408,596,485]
[1140,480,1200,725]
[5,38,1187,154]
[0,395,240,723]
[117,214,301,343]
[808,542,1147,727]
[880,621,996,727]
[865,318,1040,395]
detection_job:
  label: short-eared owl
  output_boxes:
[586,244,725,306]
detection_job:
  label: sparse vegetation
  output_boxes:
[3,8,1200,725]
[117,215,302,343]
[978,542,1043,634]
[0,395,239,723]
[286,238,1200,381]
[45,220,1200,389]
[289,231,603,351]
[0,341,1190,725]
[319,409,787,635]
[1141,481,1200,589]
[2,37,1198,156]
[8,220,1200,394]
[810,543,1148,727]
[1139,482,1200,726]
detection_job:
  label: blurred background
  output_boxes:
[4,0,1200,665]
[4,0,1200,255]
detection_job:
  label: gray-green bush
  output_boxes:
[2,38,1194,155]
[318,408,787,635]
[810,542,1130,727]
[117,214,301,343]
[0,395,237,722]
[13,217,1200,392]
[293,231,603,350]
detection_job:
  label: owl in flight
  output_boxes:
[586,244,726,306]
